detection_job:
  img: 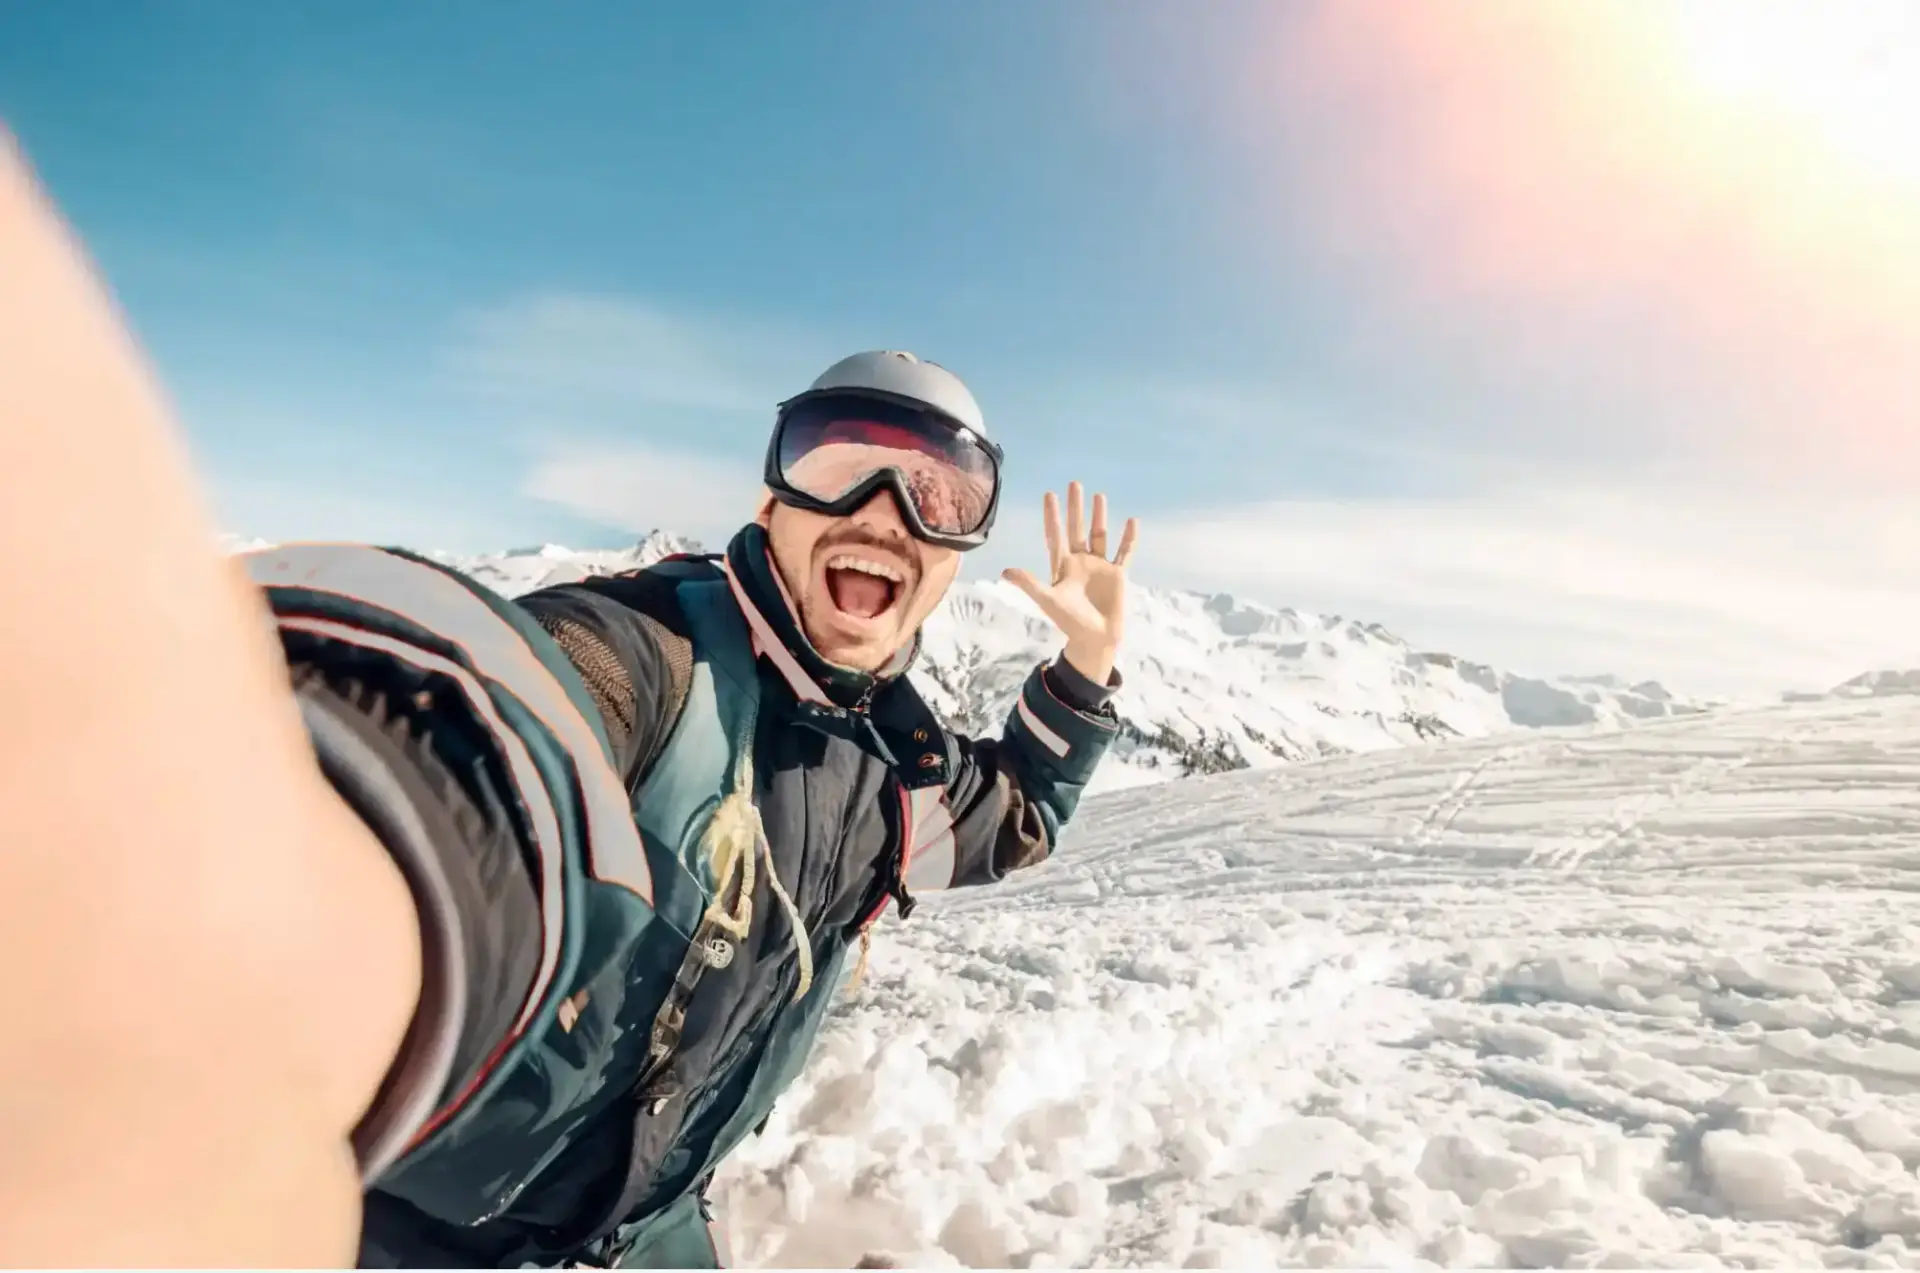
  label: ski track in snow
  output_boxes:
[710,698,1920,1269]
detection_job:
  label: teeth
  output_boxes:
[827,554,905,584]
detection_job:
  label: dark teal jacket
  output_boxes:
[247,525,1121,1267]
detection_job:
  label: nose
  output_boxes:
[850,486,912,538]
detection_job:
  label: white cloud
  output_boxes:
[449,292,841,545]
[522,442,764,549]
[210,471,546,554]
[442,292,838,430]
[444,291,802,548]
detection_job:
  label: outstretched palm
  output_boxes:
[1002,482,1140,685]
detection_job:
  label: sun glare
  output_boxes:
[1661,0,1920,190]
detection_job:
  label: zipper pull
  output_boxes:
[860,715,898,768]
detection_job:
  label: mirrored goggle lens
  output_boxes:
[776,396,998,536]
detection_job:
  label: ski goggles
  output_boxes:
[763,390,1003,550]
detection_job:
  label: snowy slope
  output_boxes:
[426,538,1716,789]
[711,696,1920,1268]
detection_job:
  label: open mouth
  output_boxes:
[823,553,907,623]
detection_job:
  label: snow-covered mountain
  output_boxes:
[398,536,1715,790]
[1792,668,1920,701]
[430,530,702,598]
[915,581,1711,789]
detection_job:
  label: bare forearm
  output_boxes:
[0,133,419,1265]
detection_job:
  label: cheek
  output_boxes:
[921,554,961,598]
[768,539,817,601]
[902,572,955,627]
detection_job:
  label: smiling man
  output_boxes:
[236,350,1141,1268]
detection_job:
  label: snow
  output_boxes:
[1828,671,1920,701]
[431,530,701,597]
[710,696,1920,1268]
[218,532,275,555]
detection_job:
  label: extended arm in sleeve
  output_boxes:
[247,546,675,1181]
[901,657,1122,895]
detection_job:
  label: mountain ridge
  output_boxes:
[400,534,1723,791]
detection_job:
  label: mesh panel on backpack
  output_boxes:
[535,613,639,758]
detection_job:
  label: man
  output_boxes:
[259,349,1140,1268]
[0,140,1138,1267]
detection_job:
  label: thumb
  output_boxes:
[1001,568,1060,619]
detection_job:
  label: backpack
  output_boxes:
[529,557,859,1263]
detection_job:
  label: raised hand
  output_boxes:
[1001,481,1140,686]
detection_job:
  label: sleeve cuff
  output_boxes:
[1043,656,1121,714]
[296,679,467,1184]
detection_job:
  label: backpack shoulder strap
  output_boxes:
[622,591,694,787]
[568,568,767,1259]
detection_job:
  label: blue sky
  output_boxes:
[8,0,1920,694]
[2,0,1383,543]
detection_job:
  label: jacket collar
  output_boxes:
[722,523,921,710]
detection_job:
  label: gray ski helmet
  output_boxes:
[802,350,987,437]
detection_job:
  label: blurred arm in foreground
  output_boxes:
[0,133,420,1266]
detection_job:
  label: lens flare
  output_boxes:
[1663,0,1920,192]
[1225,0,1920,484]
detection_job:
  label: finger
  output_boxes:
[1112,517,1141,568]
[1089,491,1109,558]
[1042,490,1064,582]
[1002,567,1063,623]
[1066,481,1088,555]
